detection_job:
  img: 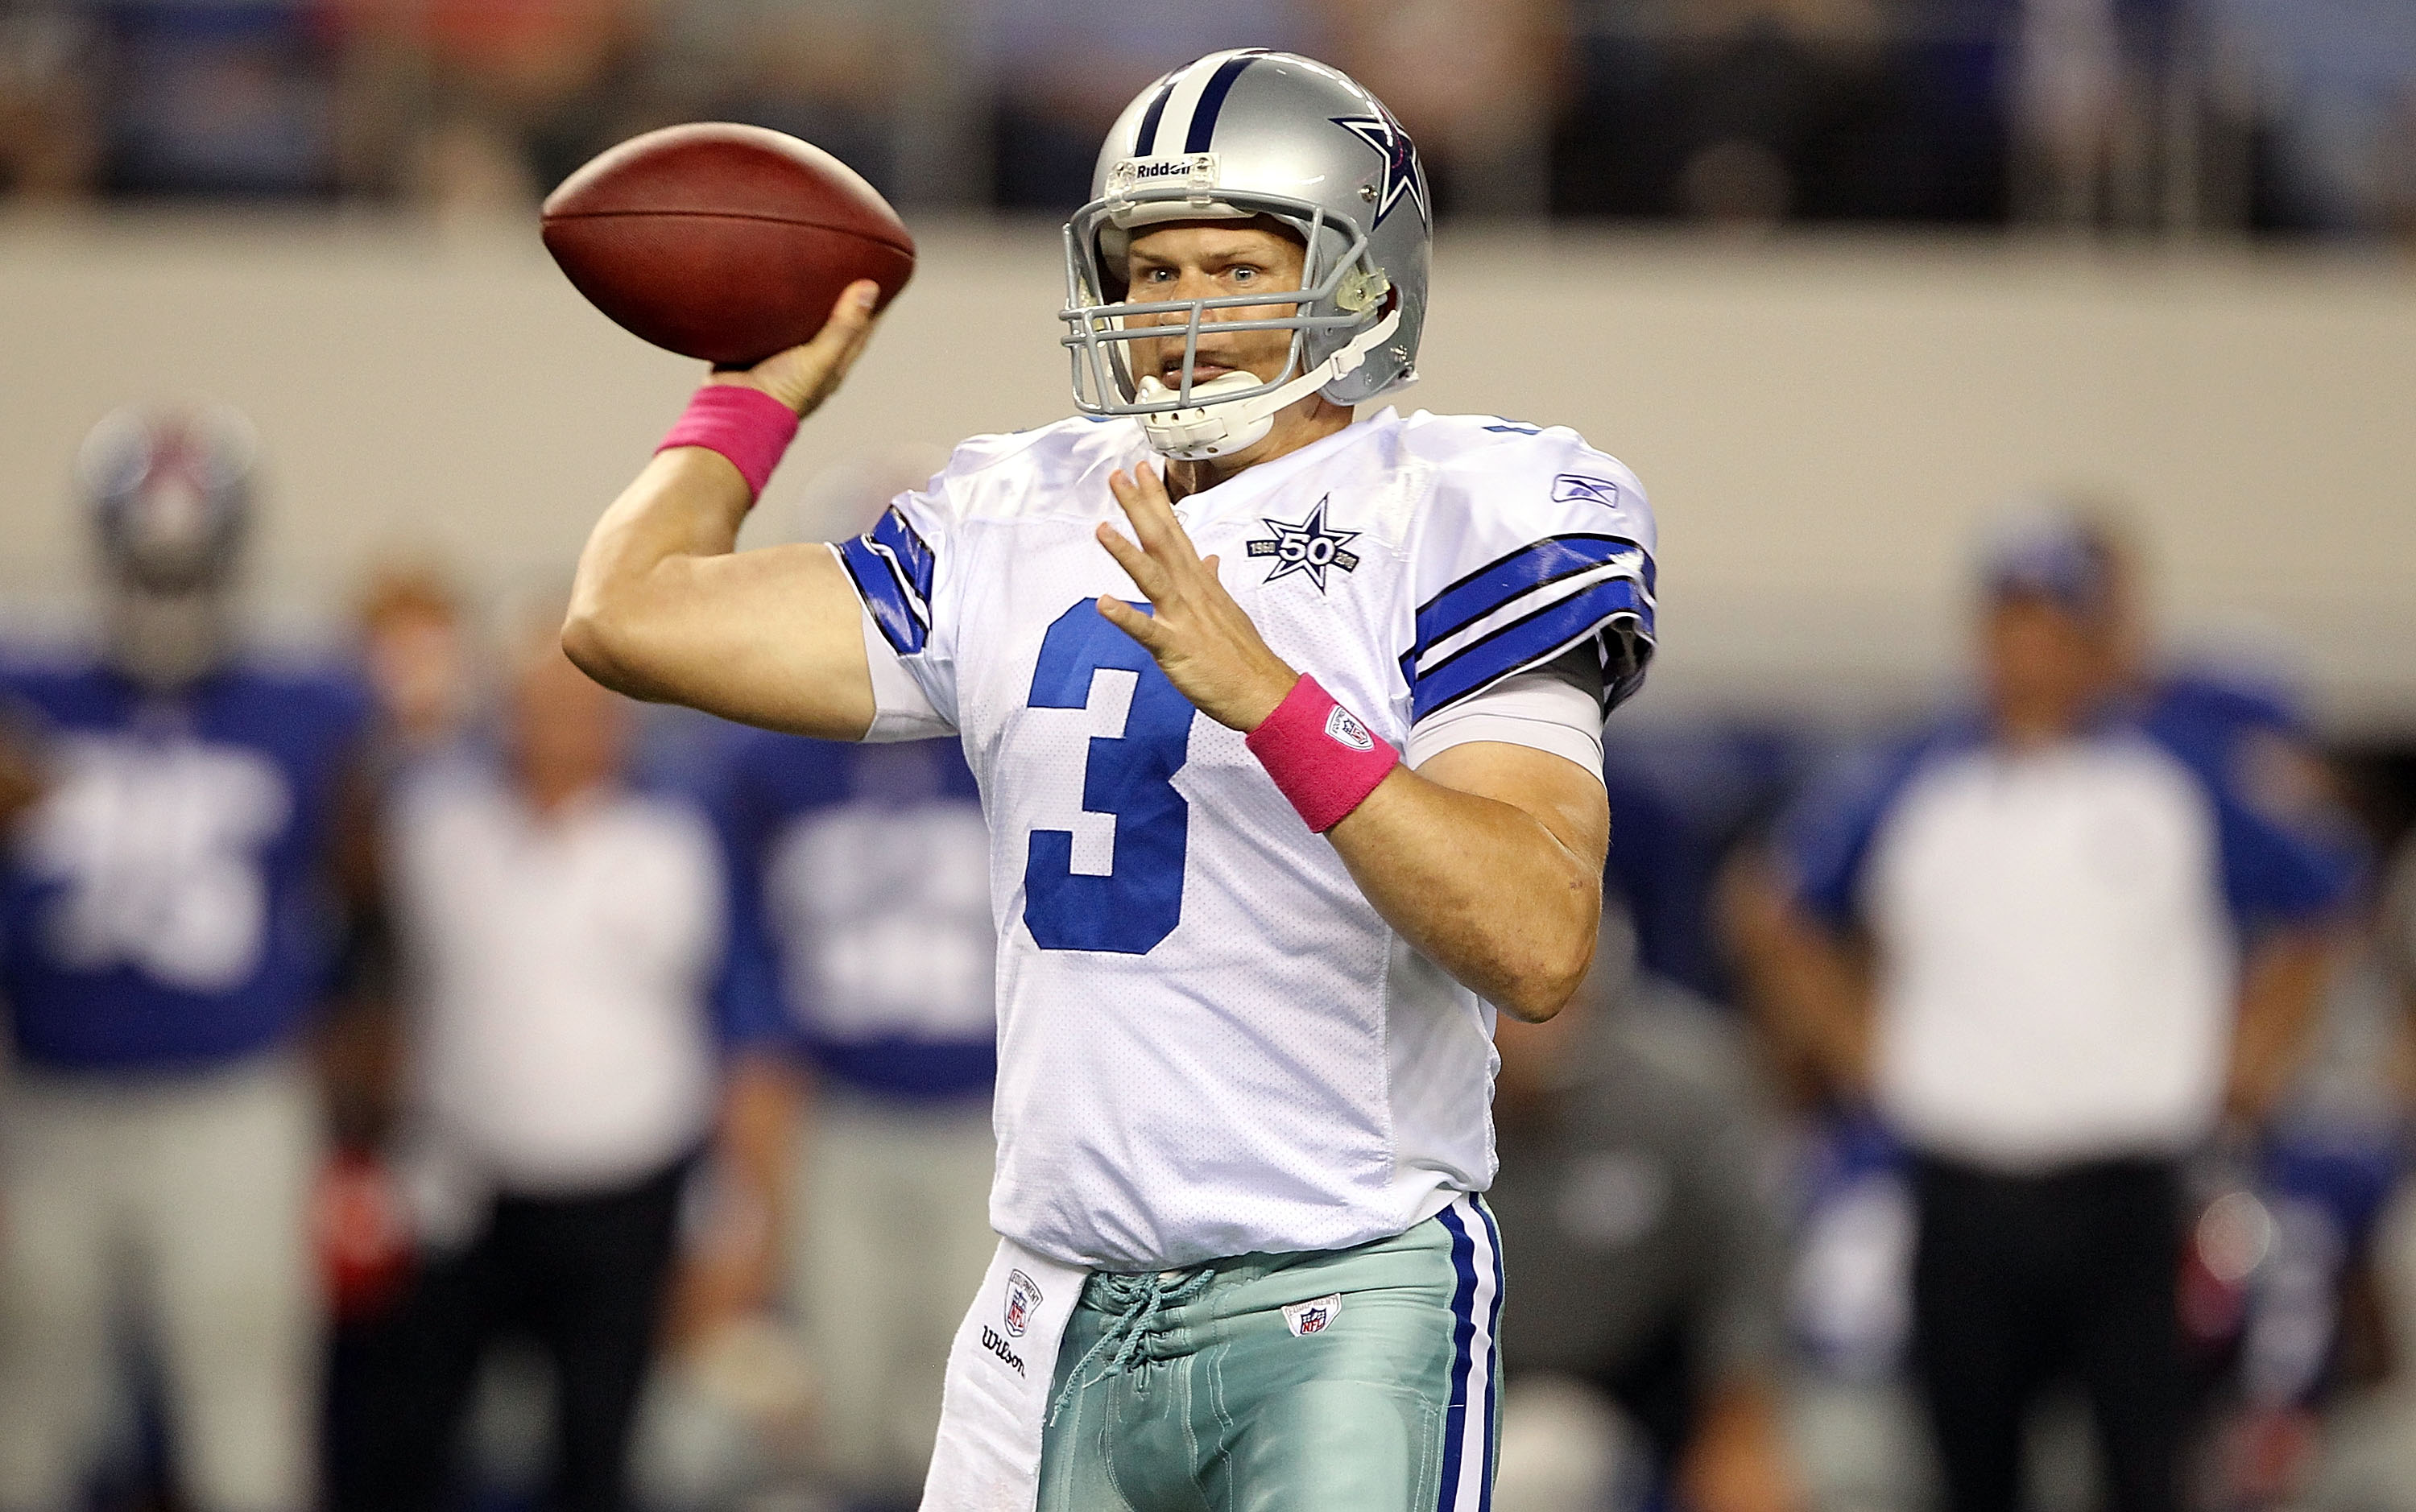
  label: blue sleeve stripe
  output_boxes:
[1413,534,1650,660]
[836,537,928,655]
[869,506,936,604]
[1408,576,1654,720]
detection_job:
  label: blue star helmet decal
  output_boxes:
[1247,496,1363,592]
[1331,107,1429,230]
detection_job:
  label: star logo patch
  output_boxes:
[1247,496,1361,592]
[1331,108,1429,229]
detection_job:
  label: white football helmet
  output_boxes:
[1061,50,1433,460]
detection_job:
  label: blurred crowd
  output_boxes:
[1,0,2414,237]
[0,403,2412,1512]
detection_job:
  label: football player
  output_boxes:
[566,51,1657,1511]
[0,406,369,1512]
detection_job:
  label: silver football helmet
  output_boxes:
[1061,50,1433,460]
[77,404,257,689]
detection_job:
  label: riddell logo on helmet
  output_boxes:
[1109,155,1219,194]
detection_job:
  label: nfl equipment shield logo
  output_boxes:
[1282,1292,1342,1337]
[1324,707,1375,751]
[1003,1269,1042,1338]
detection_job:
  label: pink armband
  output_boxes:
[656,384,799,503]
[1245,675,1401,834]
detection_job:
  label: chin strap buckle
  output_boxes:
[1135,308,1405,460]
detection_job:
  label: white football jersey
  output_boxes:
[834,407,1656,1270]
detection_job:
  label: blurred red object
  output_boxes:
[314,1148,416,1325]
[2217,1406,2319,1506]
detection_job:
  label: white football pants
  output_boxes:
[790,1087,995,1503]
[0,1055,321,1512]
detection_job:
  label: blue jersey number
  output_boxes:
[1022,601,1197,954]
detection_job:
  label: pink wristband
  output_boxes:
[1245,675,1401,834]
[656,384,799,502]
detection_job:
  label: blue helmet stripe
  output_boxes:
[1184,50,1268,154]
[1133,72,1180,156]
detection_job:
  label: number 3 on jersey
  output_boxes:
[1023,601,1197,953]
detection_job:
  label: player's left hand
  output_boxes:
[1095,465,1299,731]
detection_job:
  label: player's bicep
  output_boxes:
[1414,740,1610,877]
[639,543,877,739]
[569,448,877,737]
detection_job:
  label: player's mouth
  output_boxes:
[1161,356,1242,383]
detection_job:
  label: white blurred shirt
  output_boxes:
[388,759,726,1196]
[1866,737,2235,1169]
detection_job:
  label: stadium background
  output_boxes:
[0,1,2413,1510]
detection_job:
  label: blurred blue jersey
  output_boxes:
[711,730,995,1101]
[0,656,369,1071]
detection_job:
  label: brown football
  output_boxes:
[540,122,915,367]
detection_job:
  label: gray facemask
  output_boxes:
[1061,51,1433,459]
[78,405,256,691]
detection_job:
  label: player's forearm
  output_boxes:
[716,1055,803,1269]
[1726,865,1875,1099]
[2224,925,2341,1123]
[1756,907,1876,1100]
[1326,769,1603,1023]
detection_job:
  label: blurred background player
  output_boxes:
[313,558,482,1180]
[2387,832,2416,1064]
[354,562,480,767]
[1735,508,2360,1512]
[342,613,785,1512]
[315,559,479,1498]
[1487,904,1800,1512]
[707,707,995,1512]
[0,405,370,1512]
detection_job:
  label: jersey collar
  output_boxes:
[1137,408,1400,522]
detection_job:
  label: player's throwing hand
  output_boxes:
[1094,465,1300,733]
[705,279,884,417]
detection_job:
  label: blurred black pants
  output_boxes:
[336,1157,689,1512]
[1910,1155,2183,1512]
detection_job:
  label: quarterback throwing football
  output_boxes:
[569,50,1657,1512]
